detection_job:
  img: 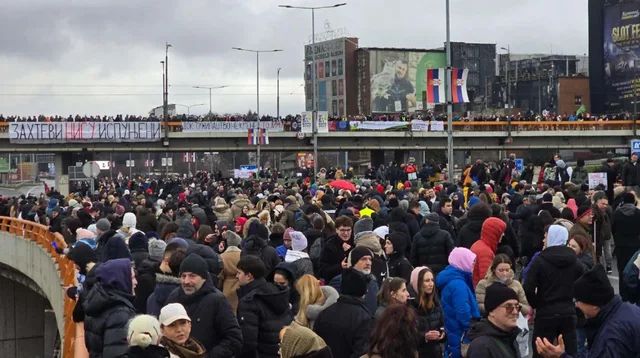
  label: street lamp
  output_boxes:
[445,0,454,183]
[232,47,283,170]
[175,103,206,116]
[163,42,172,147]
[500,45,510,109]
[279,3,347,182]
[277,67,282,120]
[192,85,228,114]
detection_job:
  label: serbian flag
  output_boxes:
[425,68,446,104]
[451,68,470,104]
[248,128,269,145]
[248,128,256,145]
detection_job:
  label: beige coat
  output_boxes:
[475,269,531,316]
[218,247,241,314]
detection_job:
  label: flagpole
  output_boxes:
[445,0,454,183]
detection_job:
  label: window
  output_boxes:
[339,99,344,116]
[332,100,338,116]
[338,59,343,75]
[332,80,337,96]
[325,61,330,77]
[338,79,344,96]
[332,59,337,76]
[318,62,324,79]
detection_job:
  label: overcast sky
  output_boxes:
[0,0,589,117]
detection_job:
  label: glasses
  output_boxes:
[500,303,522,313]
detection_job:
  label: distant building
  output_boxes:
[303,37,359,117]
[449,42,497,107]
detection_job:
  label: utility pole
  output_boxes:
[445,0,454,183]
[277,67,282,120]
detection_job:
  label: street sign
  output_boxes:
[126,160,135,167]
[145,159,154,167]
[631,139,640,154]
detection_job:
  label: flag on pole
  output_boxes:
[425,68,446,104]
[248,128,269,145]
[451,68,470,104]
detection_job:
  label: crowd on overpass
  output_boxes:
[5,152,640,357]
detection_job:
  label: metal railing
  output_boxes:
[0,217,75,358]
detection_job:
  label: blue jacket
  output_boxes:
[329,272,378,316]
[585,295,640,357]
[436,265,480,358]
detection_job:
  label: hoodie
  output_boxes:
[523,245,584,318]
[237,278,293,358]
[470,218,506,286]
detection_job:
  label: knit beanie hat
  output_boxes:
[484,282,519,315]
[223,231,242,248]
[546,224,569,247]
[425,212,440,224]
[448,247,476,273]
[353,217,373,235]
[341,268,368,297]
[280,323,327,358]
[123,212,137,229]
[179,254,209,279]
[96,218,111,233]
[574,264,615,306]
[166,237,190,251]
[67,242,97,275]
[290,231,308,251]
[577,205,592,221]
[147,238,167,261]
[127,314,161,348]
[349,246,373,267]
[410,266,430,294]
[129,231,149,251]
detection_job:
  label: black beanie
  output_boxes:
[67,242,97,275]
[622,192,636,205]
[341,268,368,297]
[179,253,209,279]
[484,282,519,315]
[574,264,614,306]
[350,246,373,266]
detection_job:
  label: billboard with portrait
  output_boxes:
[369,50,446,113]
[603,1,640,106]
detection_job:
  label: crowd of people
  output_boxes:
[6,151,640,357]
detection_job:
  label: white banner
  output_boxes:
[349,121,408,131]
[181,121,284,133]
[588,172,608,190]
[9,122,161,144]
[410,120,429,132]
[301,112,329,134]
[430,121,445,131]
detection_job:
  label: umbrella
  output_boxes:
[329,179,356,192]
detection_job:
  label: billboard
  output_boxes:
[369,50,446,113]
[603,1,640,106]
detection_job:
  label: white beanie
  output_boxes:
[123,212,137,229]
[127,314,161,348]
[290,231,308,251]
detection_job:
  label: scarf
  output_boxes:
[160,336,206,358]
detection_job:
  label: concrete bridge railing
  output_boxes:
[0,217,76,358]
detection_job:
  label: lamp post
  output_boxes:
[232,47,282,170]
[192,85,228,114]
[277,67,282,120]
[175,103,206,116]
[500,45,510,109]
[445,0,454,183]
[279,3,347,182]
[163,43,172,146]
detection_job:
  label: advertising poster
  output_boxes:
[297,152,314,169]
[603,2,640,106]
[370,50,446,113]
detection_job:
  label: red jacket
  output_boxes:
[471,217,507,287]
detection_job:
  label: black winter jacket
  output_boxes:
[387,254,413,283]
[613,204,640,248]
[146,272,181,316]
[166,278,242,358]
[95,230,131,263]
[457,216,485,248]
[242,235,281,274]
[314,295,373,358]
[126,345,171,358]
[83,283,136,358]
[523,246,584,318]
[237,278,293,358]
[410,223,454,275]
[622,161,640,186]
[412,300,445,358]
[318,235,353,282]
[133,257,159,314]
[467,320,521,358]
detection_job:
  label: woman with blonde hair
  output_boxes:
[294,274,338,329]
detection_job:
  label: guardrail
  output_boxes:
[0,217,75,358]
[0,120,635,133]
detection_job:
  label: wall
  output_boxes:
[558,77,591,114]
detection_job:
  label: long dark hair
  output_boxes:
[367,304,418,358]
[417,267,439,311]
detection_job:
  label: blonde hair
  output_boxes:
[294,275,325,327]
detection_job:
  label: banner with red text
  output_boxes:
[9,122,161,144]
